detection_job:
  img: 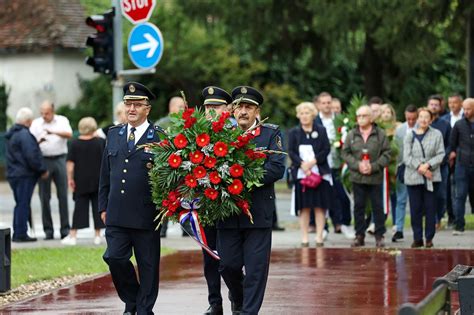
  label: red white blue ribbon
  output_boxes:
[179,198,220,260]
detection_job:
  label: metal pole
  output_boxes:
[112,0,124,118]
[467,11,474,97]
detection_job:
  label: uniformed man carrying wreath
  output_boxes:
[217,86,286,315]
[99,82,163,315]
[201,86,234,315]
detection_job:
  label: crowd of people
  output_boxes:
[3,84,474,315]
[289,92,473,249]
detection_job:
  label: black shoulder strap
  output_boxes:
[412,130,426,158]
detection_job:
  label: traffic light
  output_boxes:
[85,8,115,75]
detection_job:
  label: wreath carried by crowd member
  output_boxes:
[145,105,274,256]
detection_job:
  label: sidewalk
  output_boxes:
[1,181,473,250]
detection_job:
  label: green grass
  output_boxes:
[11,246,174,288]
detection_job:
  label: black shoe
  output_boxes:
[44,235,54,240]
[391,231,404,242]
[12,236,37,242]
[203,304,223,315]
[272,225,285,231]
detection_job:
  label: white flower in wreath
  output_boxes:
[343,117,349,124]
[218,163,230,178]
[198,176,211,188]
[341,126,348,134]
[181,161,193,171]
[201,144,214,156]
[334,141,341,148]
[342,132,347,143]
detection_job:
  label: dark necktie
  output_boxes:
[128,127,136,152]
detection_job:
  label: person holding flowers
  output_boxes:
[98,82,164,315]
[201,86,234,315]
[217,86,286,315]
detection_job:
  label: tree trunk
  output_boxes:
[360,34,384,99]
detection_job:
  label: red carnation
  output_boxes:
[182,108,194,120]
[162,199,170,208]
[203,156,217,168]
[213,141,228,157]
[245,149,256,160]
[229,164,244,178]
[254,151,266,159]
[193,166,207,179]
[184,174,198,188]
[190,150,204,164]
[204,188,219,200]
[212,121,224,133]
[236,199,249,211]
[168,154,182,168]
[196,133,211,147]
[219,111,230,122]
[173,134,188,149]
[209,171,221,184]
[228,179,243,195]
[158,139,170,147]
[168,200,180,212]
[168,190,180,202]
[184,117,197,129]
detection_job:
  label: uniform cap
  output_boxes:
[231,86,264,106]
[123,82,156,101]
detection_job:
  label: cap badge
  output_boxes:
[129,84,136,93]
[208,87,214,95]
[241,87,247,94]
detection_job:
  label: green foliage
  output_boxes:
[0,82,9,131]
[75,0,471,128]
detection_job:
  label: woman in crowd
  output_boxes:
[61,117,105,245]
[288,102,332,247]
[403,107,445,248]
[380,103,401,137]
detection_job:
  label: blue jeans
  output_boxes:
[435,163,449,223]
[7,176,37,239]
[454,164,474,231]
[395,179,408,232]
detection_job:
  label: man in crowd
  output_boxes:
[341,105,391,248]
[155,96,186,131]
[5,108,48,242]
[427,95,451,228]
[314,92,353,239]
[449,98,474,235]
[331,97,342,114]
[217,86,285,315]
[30,101,72,240]
[442,94,464,227]
[392,104,418,242]
[99,82,163,314]
[368,96,383,121]
[201,86,233,315]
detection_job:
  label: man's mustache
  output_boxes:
[238,115,249,119]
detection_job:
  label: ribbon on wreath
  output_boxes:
[179,198,220,260]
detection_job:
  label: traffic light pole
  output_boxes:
[112,0,123,118]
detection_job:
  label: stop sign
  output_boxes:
[121,0,156,24]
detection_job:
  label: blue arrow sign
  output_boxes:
[127,22,164,69]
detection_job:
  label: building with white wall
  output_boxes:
[0,0,97,120]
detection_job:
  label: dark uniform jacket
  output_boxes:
[217,123,286,229]
[99,122,162,230]
[5,124,46,178]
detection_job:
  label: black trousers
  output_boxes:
[407,184,437,242]
[352,183,386,237]
[217,228,272,315]
[202,226,222,306]
[103,226,161,315]
[72,192,105,230]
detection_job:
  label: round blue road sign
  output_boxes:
[127,22,164,69]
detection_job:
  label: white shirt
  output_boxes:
[449,109,464,128]
[127,121,150,145]
[30,114,72,157]
[319,113,335,168]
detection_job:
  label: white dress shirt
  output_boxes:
[30,114,72,157]
[127,121,150,145]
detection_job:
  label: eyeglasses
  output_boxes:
[124,101,149,109]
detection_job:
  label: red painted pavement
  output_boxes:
[1,248,472,314]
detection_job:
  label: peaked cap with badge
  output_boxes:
[123,81,156,101]
[202,86,232,106]
[231,86,264,107]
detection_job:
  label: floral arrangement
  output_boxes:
[147,107,267,228]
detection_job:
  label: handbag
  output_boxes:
[300,172,322,191]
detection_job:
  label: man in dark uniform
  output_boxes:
[217,86,286,315]
[201,86,234,315]
[99,82,163,315]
